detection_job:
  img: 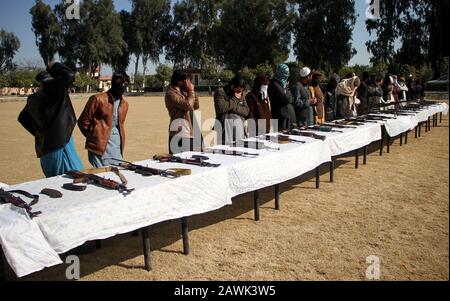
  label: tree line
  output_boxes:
[0,0,448,91]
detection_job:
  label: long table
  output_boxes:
[0,101,448,279]
[368,102,449,154]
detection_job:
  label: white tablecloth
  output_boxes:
[436,102,448,115]
[371,103,449,137]
[307,123,382,157]
[1,137,331,277]
[1,160,232,277]
[373,114,416,137]
[1,102,447,277]
[11,162,232,255]
[0,204,62,278]
[204,136,331,197]
[414,103,448,123]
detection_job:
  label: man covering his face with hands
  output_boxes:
[165,70,200,154]
[214,75,250,145]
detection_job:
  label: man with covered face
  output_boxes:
[78,72,130,168]
[214,75,249,145]
[18,62,84,177]
[165,70,200,154]
[245,74,272,134]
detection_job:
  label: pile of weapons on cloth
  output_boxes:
[110,159,192,178]
[277,125,334,141]
[342,114,398,124]
[0,188,41,218]
[63,161,195,195]
[153,154,221,167]
[373,99,437,112]
[63,167,134,195]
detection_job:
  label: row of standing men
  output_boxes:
[17,63,426,179]
[167,64,406,151]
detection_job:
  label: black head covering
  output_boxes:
[35,71,53,83]
[170,70,188,85]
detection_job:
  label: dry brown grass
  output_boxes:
[1,95,448,280]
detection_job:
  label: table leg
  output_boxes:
[387,136,391,153]
[330,158,335,182]
[181,217,189,255]
[142,226,152,272]
[355,149,359,169]
[254,191,260,221]
[275,184,280,210]
[315,166,320,189]
[405,131,408,145]
[363,146,368,165]
[379,134,384,156]
[400,133,403,146]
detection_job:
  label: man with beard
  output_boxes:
[292,67,317,126]
[78,72,130,168]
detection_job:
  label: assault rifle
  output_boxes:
[357,115,391,122]
[322,123,357,129]
[0,188,41,218]
[372,109,415,116]
[234,140,280,151]
[204,149,260,157]
[306,125,343,133]
[345,118,379,124]
[366,114,397,120]
[266,134,306,144]
[153,154,221,168]
[282,128,327,141]
[65,170,135,195]
[334,120,365,126]
[111,159,191,178]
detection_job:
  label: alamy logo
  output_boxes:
[365,255,381,280]
[65,0,80,20]
[65,255,80,280]
[366,0,381,20]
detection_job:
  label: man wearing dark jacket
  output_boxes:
[246,74,272,134]
[357,72,370,115]
[367,74,384,112]
[324,74,340,121]
[291,67,317,126]
[214,75,249,145]
[268,64,296,130]
[18,62,84,177]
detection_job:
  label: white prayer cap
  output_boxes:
[300,67,311,78]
